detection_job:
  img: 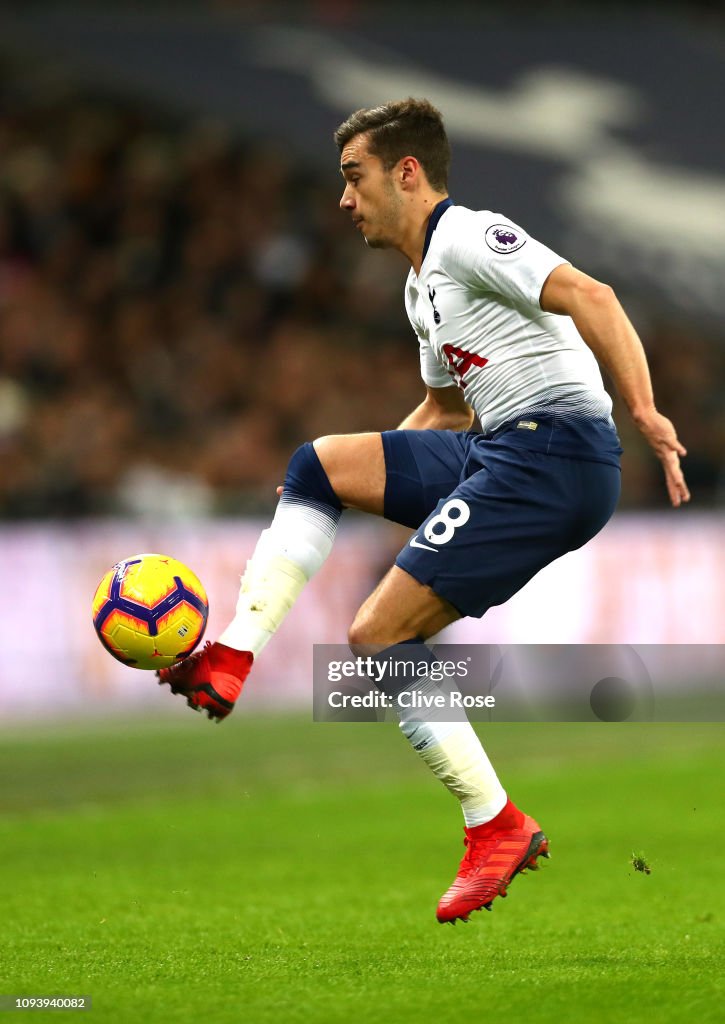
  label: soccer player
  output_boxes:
[159,99,689,923]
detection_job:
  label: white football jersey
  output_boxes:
[405,201,613,433]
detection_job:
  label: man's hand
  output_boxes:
[634,409,690,508]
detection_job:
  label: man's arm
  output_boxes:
[398,385,475,431]
[540,264,690,508]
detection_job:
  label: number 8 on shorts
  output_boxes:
[423,499,471,545]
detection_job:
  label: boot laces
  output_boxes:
[459,833,499,877]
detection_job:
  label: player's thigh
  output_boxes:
[314,429,469,522]
[348,565,461,648]
[313,433,386,514]
[395,452,620,619]
[380,429,469,528]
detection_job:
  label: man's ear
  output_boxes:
[399,155,420,189]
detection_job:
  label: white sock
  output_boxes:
[397,677,506,827]
[218,496,340,656]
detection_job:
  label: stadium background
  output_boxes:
[0,7,723,1023]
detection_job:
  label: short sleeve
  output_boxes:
[446,213,569,311]
[418,334,451,389]
[404,272,452,389]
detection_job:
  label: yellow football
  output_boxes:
[92,553,209,669]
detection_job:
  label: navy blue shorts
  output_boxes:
[382,414,621,618]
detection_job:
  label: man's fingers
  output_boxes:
[664,459,690,507]
[652,432,686,461]
[641,412,689,508]
[677,476,691,504]
[668,478,682,507]
[670,483,690,507]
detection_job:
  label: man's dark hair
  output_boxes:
[334,98,450,193]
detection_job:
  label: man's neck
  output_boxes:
[401,193,450,274]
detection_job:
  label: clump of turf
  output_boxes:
[631,851,652,874]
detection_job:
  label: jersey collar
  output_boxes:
[422,197,454,264]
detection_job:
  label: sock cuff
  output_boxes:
[283,442,343,512]
[367,637,436,700]
[467,796,524,833]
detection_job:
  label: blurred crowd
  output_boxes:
[0,57,722,518]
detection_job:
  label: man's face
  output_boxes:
[339,134,403,249]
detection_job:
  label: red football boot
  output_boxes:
[436,798,550,924]
[157,641,253,721]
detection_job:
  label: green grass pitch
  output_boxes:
[0,715,723,1023]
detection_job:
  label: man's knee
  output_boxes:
[349,566,462,650]
[348,609,371,651]
[312,433,386,516]
[283,441,343,510]
[311,434,339,464]
[347,607,415,651]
